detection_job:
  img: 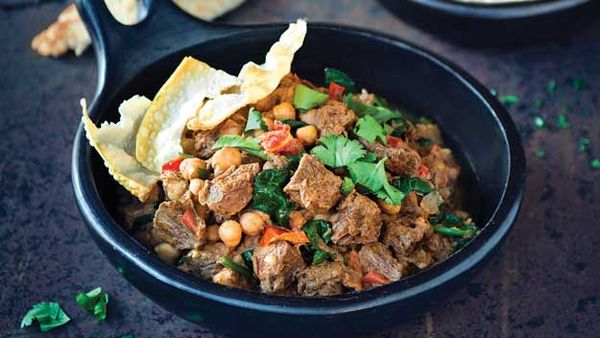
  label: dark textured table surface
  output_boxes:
[2,1,599,337]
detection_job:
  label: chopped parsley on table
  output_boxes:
[591,159,600,169]
[572,77,586,91]
[499,95,519,105]
[533,99,544,108]
[547,79,557,93]
[578,137,591,153]
[75,287,109,320]
[21,301,71,332]
[533,116,546,129]
[556,114,571,129]
[535,150,546,158]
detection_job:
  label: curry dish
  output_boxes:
[83,20,477,296]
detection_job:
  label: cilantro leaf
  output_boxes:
[310,134,366,168]
[499,95,519,105]
[347,158,404,205]
[76,287,109,320]
[212,135,268,160]
[354,115,387,145]
[244,108,266,133]
[341,177,355,195]
[21,301,71,332]
[293,84,329,111]
[343,93,403,123]
[324,67,358,93]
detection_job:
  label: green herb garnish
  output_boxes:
[241,249,254,271]
[591,159,600,169]
[212,135,268,160]
[280,119,308,128]
[394,177,434,195]
[252,169,295,226]
[533,99,544,108]
[572,77,586,91]
[533,116,546,128]
[341,177,355,195]
[490,88,497,96]
[343,93,403,123]
[434,225,477,238]
[324,67,358,92]
[311,134,366,168]
[218,257,254,279]
[21,302,71,332]
[244,108,267,133]
[499,95,519,105]
[347,158,404,205]
[556,114,571,129]
[303,220,335,264]
[354,115,387,145]
[76,287,109,320]
[578,137,590,153]
[535,150,546,158]
[547,79,557,93]
[293,84,329,111]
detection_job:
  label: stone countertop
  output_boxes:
[1,0,599,337]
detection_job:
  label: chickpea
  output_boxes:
[239,211,266,236]
[219,120,243,136]
[206,225,220,242]
[212,148,241,172]
[288,210,306,230]
[253,210,271,224]
[218,220,243,247]
[273,102,296,120]
[188,178,206,196]
[377,199,401,215]
[296,125,318,145]
[154,243,180,264]
[179,158,206,180]
[263,117,274,131]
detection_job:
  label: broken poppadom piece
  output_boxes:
[186,19,307,131]
[82,95,159,202]
[134,57,241,173]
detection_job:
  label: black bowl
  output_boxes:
[71,1,526,336]
[378,0,599,46]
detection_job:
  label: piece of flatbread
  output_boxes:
[31,4,91,57]
[135,57,241,173]
[82,96,159,202]
[172,0,245,21]
[186,19,307,130]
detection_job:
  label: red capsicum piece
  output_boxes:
[161,157,185,173]
[328,82,345,100]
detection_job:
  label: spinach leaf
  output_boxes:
[394,177,434,195]
[303,220,335,264]
[252,169,295,226]
[244,108,267,133]
[324,67,358,93]
[280,119,308,129]
[343,93,403,123]
[293,84,329,111]
[241,249,254,271]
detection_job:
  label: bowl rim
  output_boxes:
[71,23,526,315]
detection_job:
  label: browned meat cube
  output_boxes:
[212,267,252,290]
[359,137,421,176]
[296,261,362,296]
[153,200,205,250]
[192,129,220,159]
[284,154,342,213]
[201,163,260,216]
[179,242,231,280]
[422,146,460,201]
[358,242,409,282]
[330,192,382,245]
[382,216,433,256]
[300,100,357,137]
[252,241,305,294]
[160,171,188,201]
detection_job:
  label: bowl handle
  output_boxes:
[74,0,248,104]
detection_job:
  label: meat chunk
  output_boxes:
[382,216,433,256]
[252,241,305,294]
[284,154,342,213]
[160,171,188,201]
[422,145,460,201]
[358,242,409,282]
[330,192,382,245]
[153,200,205,250]
[201,163,260,216]
[296,261,363,296]
[407,123,443,156]
[179,242,231,280]
[404,233,452,270]
[300,100,356,137]
[192,129,220,159]
[359,137,421,176]
[212,267,252,290]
